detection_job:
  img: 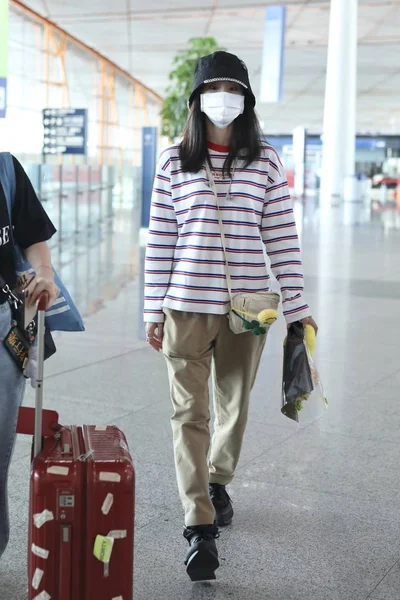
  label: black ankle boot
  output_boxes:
[183,524,220,582]
[209,483,234,527]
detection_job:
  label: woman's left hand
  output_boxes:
[24,266,59,309]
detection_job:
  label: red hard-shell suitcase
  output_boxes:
[24,295,135,600]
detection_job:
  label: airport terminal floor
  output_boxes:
[1,197,400,600]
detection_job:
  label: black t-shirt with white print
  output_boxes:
[0,156,56,299]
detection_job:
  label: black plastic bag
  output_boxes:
[281,322,314,422]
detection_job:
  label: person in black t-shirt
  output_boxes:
[0,156,58,559]
[0,156,58,303]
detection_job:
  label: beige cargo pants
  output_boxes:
[163,308,266,527]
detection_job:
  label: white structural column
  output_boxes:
[321,0,358,205]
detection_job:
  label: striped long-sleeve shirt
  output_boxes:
[144,141,310,324]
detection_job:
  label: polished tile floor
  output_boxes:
[1,200,400,600]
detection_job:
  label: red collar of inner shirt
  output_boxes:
[207,141,230,153]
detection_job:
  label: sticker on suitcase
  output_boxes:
[33,509,54,529]
[101,493,114,515]
[32,567,44,590]
[93,535,115,563]
[33,592,51,600]
[107,530,127,539]
[31,544,49,559]
[47,466,69,476]
[99,472,121,483]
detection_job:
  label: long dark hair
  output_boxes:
[179,92,263,177]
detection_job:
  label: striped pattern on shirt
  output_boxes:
[144,143,310,323]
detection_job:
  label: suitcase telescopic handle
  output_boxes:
[34,292,49,458]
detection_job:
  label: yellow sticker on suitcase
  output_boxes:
[93,535,114,563]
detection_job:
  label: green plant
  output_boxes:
[161,37,223,140]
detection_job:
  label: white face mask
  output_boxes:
[200,92,245,129]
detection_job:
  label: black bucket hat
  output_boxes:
[189,51,256,107]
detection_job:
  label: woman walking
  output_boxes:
[144,51,317,581]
